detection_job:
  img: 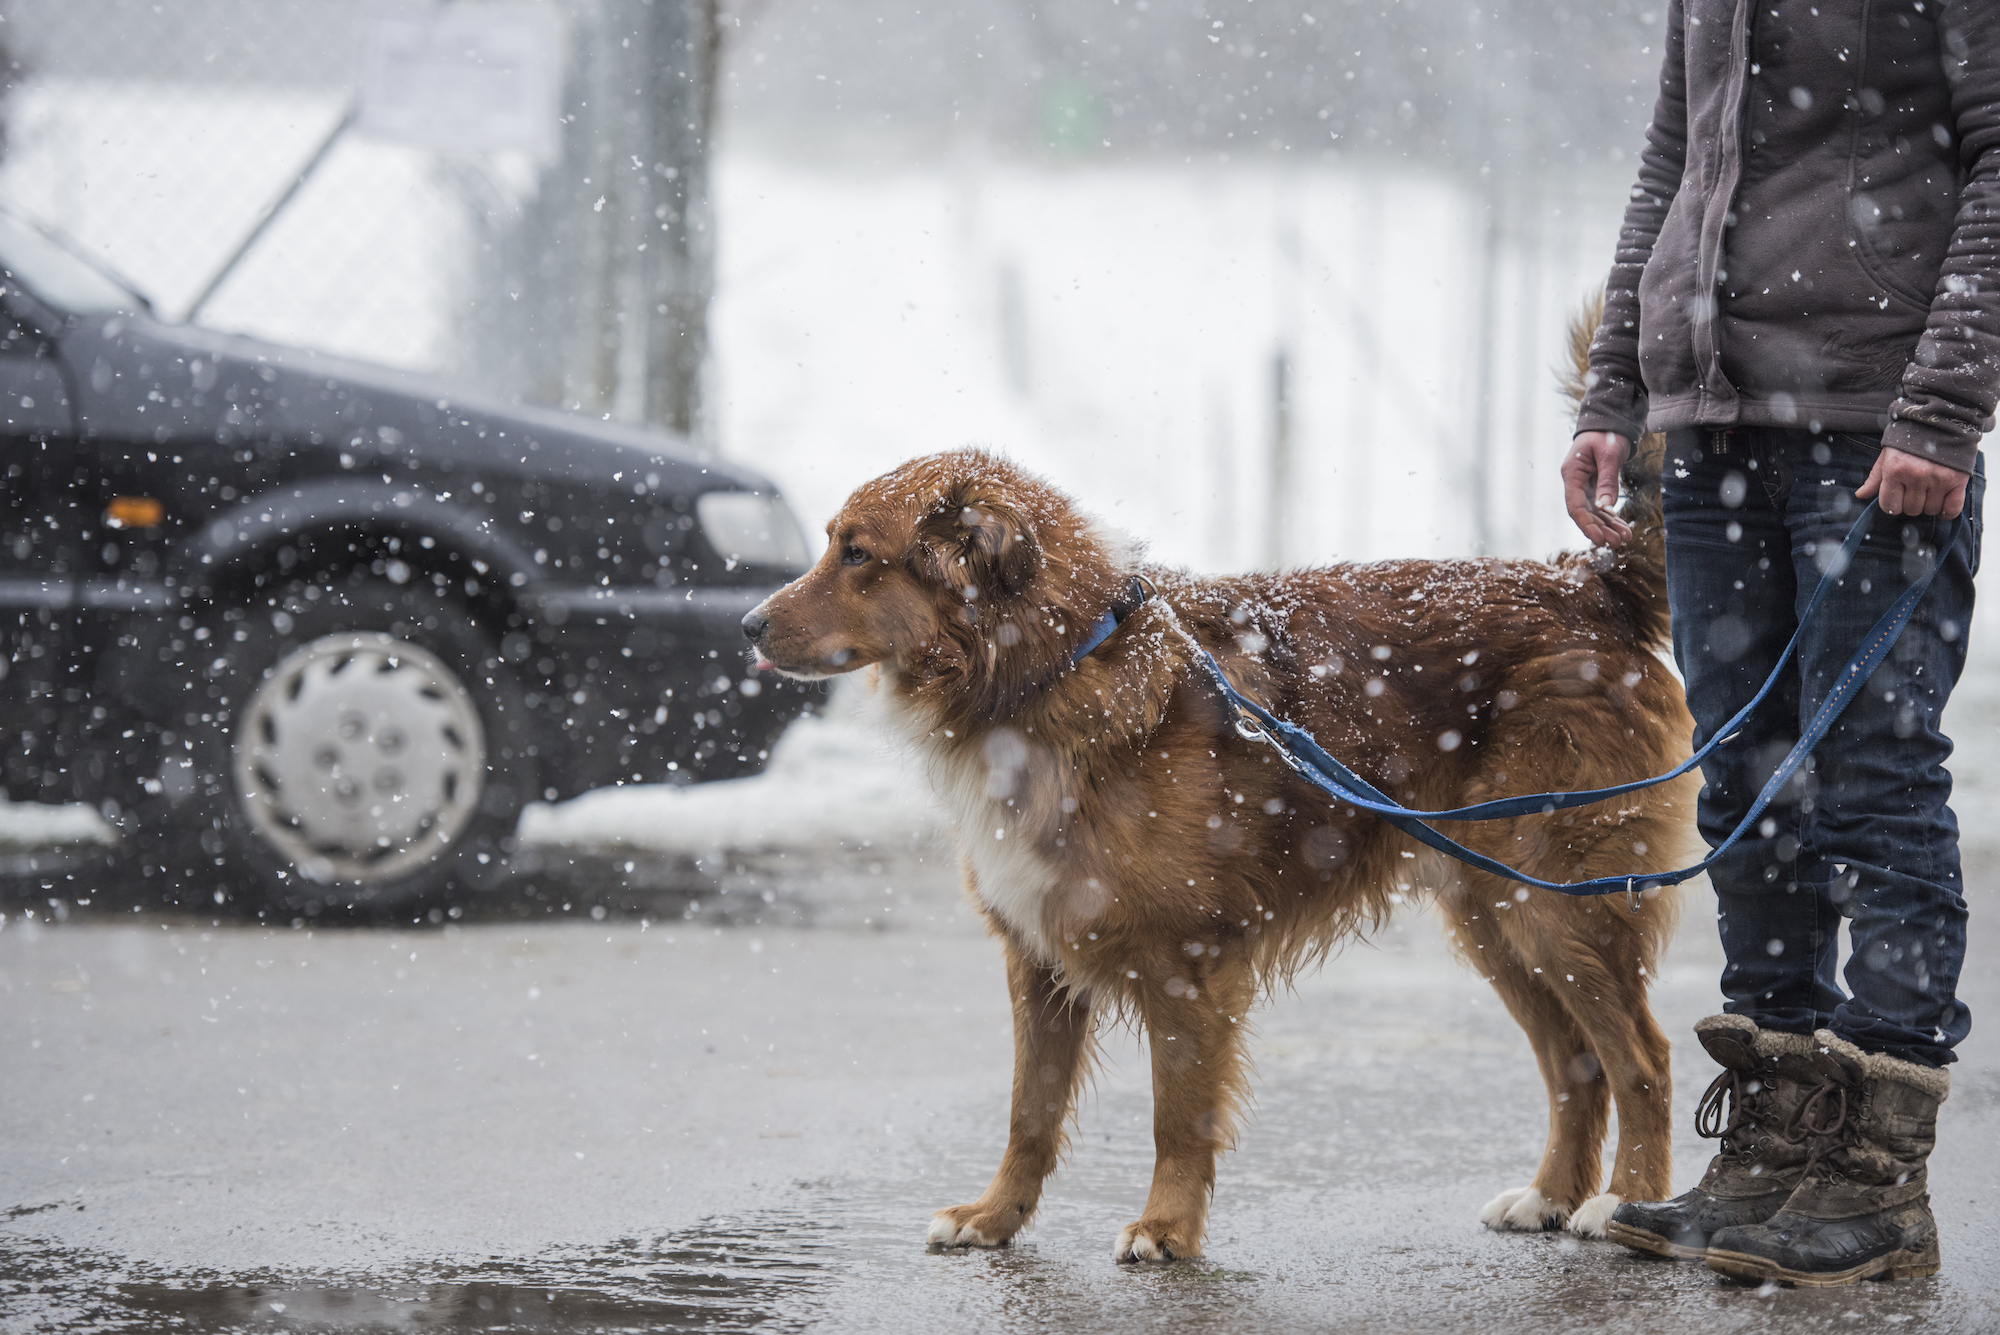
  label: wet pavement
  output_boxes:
[4,847,1999,1332]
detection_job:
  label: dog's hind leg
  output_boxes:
[1536,898,1676,1234]
[1445,886,1610,1233]
[928,936,1094,1249]
[1457,882,1677,1238]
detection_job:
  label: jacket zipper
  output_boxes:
[1692,0,1754,421]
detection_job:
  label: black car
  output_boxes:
[0,213,817,912]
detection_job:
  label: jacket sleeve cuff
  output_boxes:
[1880,419,1978,475]
[1573,403,1649,444]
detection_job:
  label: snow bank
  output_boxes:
[0,801,113,849]
[518,684,943,857]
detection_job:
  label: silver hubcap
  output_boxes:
[233,632,487,884]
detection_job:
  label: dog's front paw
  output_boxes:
[1478,1186,1568,1232]
[927,1204,1017,1249]
[1566,1192,1621,1238]
[1114,1216,1203,1262]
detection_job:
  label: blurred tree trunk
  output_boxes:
[638,0,718,436]
[465,0,718,444]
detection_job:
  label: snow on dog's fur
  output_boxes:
[746,389,1694,1261]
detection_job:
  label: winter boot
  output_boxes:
[1705,1029,1948,1286]
[1606,1015,1822,1260]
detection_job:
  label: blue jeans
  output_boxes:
[1662,427,1984,1068]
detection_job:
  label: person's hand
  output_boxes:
[1563,430,1634,546]
[1856,447,1970,519]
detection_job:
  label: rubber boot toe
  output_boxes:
[1706,1199,1940,1287]
[1607,1188,1791,1261]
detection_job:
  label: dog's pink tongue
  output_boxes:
[754,657,776,672]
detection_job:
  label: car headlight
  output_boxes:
[695,491,811,569]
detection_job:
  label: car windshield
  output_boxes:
[0,213,148,315]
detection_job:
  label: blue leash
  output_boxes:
[1080,502,1962,909]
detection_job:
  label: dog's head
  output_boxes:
[743,450,1125,694]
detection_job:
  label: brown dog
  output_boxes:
[744,438,1697,1261]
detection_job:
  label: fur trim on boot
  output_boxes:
[1705,1030,1948,1286]
[1606,1016,1822,1260]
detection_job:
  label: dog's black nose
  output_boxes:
[741,608,768,642]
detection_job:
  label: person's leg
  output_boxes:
[1663,427,1843,1031]
[1784,433,1983,1067]
[1608,428,1843,1261]
[1703,432,1982,1285]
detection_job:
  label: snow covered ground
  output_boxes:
[518,690,933,857]
[705,151,1627,571]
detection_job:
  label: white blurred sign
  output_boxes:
[356,5,563,163]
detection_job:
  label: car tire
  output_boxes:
[127,571,539,916]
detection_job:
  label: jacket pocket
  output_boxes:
[1847,185,1952,312]
[1637,200,1702,399]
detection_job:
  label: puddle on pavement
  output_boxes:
[8,1193,1992,1334]
[2,1213,833,1334]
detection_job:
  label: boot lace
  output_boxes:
[1779,1077,1850,1178]
[1695,1067,1769,1156]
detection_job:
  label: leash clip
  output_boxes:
[1233,704,1266,742]
[1627,878,1643,914]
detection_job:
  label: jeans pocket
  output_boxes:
[1964,461,1985,577]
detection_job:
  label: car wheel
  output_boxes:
[131,573,538,915]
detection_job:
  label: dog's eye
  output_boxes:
[841,544,869,566]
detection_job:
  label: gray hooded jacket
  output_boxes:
[1576,0,2000,473]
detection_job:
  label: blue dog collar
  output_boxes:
[1069,576,1152,667]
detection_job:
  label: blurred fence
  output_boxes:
[0,0,1671,566]
[0,0,714,433]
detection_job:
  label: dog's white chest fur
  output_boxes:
[875,685,1060,958]
[935,756,1059,958]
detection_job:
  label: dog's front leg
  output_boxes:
[927,937,1093,1249]
[1115,987,1247,1262]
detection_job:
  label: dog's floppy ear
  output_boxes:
[959,497,1041,594]
[922,485,1041,596]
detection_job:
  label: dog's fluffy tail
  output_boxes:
[1563,292,1670,649]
